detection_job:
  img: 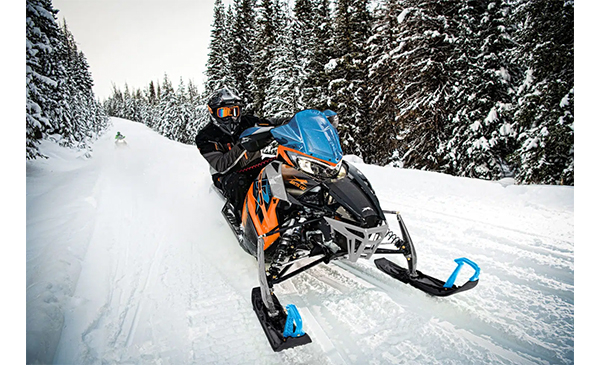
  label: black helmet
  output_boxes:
[208,87,243,135]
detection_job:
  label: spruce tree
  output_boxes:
[511,0,574,185]
[230,0,257,113]
[26,0,63,158]
[264,1,301,118]
[393,0,460,171]
[441,0,517,180]
[365,0,405,165]
[304,0,335,111]
[292,0,317,109]
[253,0,279,116]
[204,0,232,97]
[329,0,372,157]
[26,1,108,159]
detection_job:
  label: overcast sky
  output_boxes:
[52,0,231,101]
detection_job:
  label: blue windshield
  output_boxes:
[271,110,343,164]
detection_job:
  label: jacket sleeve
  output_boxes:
[195,132,247,175]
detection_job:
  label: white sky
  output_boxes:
[52,0,233,101]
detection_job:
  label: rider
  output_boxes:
[115,131,125,139]
[195,87,287,219]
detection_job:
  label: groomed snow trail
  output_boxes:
[27,118,574,364]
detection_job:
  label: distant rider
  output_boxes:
[115,131,125,140]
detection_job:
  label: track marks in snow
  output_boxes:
[278,258,570,364]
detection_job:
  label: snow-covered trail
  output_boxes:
[26,118,574,364]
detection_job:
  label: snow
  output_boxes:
[25,117,575,364]
[484,107,498,125]
[398,8,411,24]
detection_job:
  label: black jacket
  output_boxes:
[195,115,286,176]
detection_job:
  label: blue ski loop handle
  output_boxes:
[443,257,480,288]
[283,304,305,338]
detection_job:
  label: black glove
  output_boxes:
[240,131,274,152]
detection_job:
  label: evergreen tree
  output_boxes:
[26,0,108,159]
[26,0,63,158]
[264,1,301,118]
[292,0,317,109]
[329,0,372,157]
[510,0,574,185]
[304,0,335,111]
[393,0,460,171]
[156,74,176,136]
[183,80,204,143]
[230,0,257,113]
[252,0,279,116]
[59,20,107,144]
[204,0,233,97]
[146,81,158,107]
[441,0,517,180]
[365,0,405,165]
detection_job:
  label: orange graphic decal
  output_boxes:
[290,177,308,190]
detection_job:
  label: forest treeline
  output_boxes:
[26,0,109,159]
[29,0,573,186]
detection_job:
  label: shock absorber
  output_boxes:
[385,230,403,248]
[273,227,300,264]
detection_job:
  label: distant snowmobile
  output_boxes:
[115,131,126,145]
[217,110,480,352]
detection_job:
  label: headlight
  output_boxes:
[296,156,342,179]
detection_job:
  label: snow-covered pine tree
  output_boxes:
[182,80,204,144]
[510,0,574,185]
[252,0,279,116]
[156,74,177,138]
[364,0,405,165]
[230,0,257,113]
[168,78,193,142]
[291,0,317,110]
[441,0,517,180]
[393,0,460,171]
[104,83,124,118]
[148,80,164,129]
[303,0,335,112]
[60,20,108,144]
[203,0,233,99]
[263,1,301,118]
[329,0,372,157]
[147,81,158,106]
[224,4,236,88]
[27,1,108,159]
[26,0,63,158]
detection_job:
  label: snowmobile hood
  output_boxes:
[271,110,343,165]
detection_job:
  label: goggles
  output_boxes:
[215,105,240,118]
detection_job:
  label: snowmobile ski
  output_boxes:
[251,287,312,352]
[374,257,479,297]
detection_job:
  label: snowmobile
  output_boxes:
[218,110,480,352]
[115,132,126,145]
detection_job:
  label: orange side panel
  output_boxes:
[259,198,280,250]
[244,170,280,251]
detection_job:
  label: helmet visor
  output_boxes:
[216,106,240,118]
